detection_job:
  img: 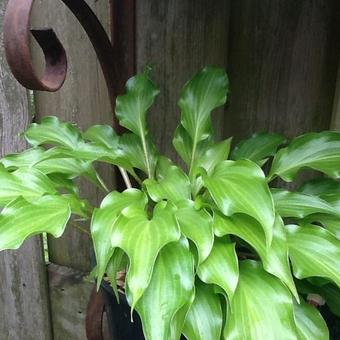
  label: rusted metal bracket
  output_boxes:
[3,0,121,112]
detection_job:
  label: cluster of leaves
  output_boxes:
[0,66,340,339]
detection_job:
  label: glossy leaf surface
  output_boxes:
[293,299,329,340]
[183,282,223,340]
[0,196,71,251]
[231,132,284,164]
[91,189,147,288]
[136,241,194,340]
[111,202,181,307]
[269,131,340,181]
[197,238,238,301]
[287,224,340,287]
[224,261,297,340]
[203,160,275,246]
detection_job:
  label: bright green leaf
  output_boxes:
[269,131,340,182]
[293,298,329,340]
[203,160,275,247]
[0,195,71,251]
[144,157,191,203]
[183,282,223,340]
[271,189,339,218]
[83,124,118,149]
[224,260,297,340]
[197,238,238,302]
[111,201,181,308]
[175,200,213,264]
[136,240,195,340]
[91,189,147,289]
[231,132,285,165]
[287,224,340,287]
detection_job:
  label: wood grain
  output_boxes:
[31,0,114,272]
[0,1,52,339]
[47,263,94,340]
[225,0,340,143]
[136,0,231,161]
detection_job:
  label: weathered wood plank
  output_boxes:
[225,0,340,142]
[47,263,94,340]
[331,61,340,130]
[136,0,231,161]
[0,1,52,339]
[31,0,114,272]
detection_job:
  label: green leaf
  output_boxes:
[301,214,340,239]
[136,240,195,340]
[197,238,238,302]
[0,195,71,251]
[175,200,213,264]
[83,124,118,149]
[224,260,297,340]
[25,116,83,148]
[298,178,340,196]
[214,213,298,300]
[179,66,228,144]
[287,224,340,287]
[271,189,339,218]
[203,160,275,247]
[231,132,285,165]
[0,147,46,169]
[91,189,147,289]
[115,70,159,178]
[269,131,340,182]
[293,298,329,340]
[144,157,191,203]
[315,284,340,317]
[178,66,228,175]
[0,165,57,206]
[111,201,181,308]
[183,282,223,340]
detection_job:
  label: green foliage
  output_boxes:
[1,66,339,339]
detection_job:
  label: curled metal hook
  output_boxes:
[3,0,118,109]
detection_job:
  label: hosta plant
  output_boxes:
[0,66,340,340]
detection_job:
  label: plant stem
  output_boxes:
[141,133,152,178]
[119,166,132,188]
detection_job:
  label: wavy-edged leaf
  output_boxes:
[24,116,83,148]
[301,214,340,239]
[203,160,275,247]
[294,298,329,340]
[175,200,213,264]
[115,70,159,178]
[91,189,147,288]
[112,201,181,308]
[83,124,118,149]
[272,189,338,218]
[287,224,340,287]
[224,260,297,340]
[179,66,228,144]
[0,195,71,251]
[0,165,57,206]
[269,131,340,182]
[136,240,195,340]
[214,213,298,300]
[183,282,223,340]
[231,132,285,165]
[0,147,46,169]
[144,157,191,203]
[197,238,238,302]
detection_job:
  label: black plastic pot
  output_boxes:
[101,282,145,340]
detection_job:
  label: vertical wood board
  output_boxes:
[31,0,114,272]
[0,1,52,339]
[136,0,231,161]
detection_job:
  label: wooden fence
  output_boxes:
[0,0,339,339]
